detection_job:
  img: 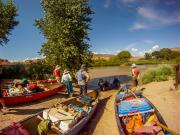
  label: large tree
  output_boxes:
[117,51,131,61]
[35,0,93,73]
[0,0,18,46]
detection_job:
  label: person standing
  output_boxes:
[53,65,61,83]
[131,63,140,87]
[0,80,8,114]
[174,62,180,89]
[61,69,74,97]
[76,64,90,95]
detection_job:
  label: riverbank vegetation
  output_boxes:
[92,48,180,67]
[0,61,53,80]
[140,65,173,84]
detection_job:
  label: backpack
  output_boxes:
[76,70,86,81]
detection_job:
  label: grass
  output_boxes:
[140,65,173,84]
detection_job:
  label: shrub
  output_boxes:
[140,65,173,84]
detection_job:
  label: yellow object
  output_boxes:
[146,114,155,124]
[156,122,179,135]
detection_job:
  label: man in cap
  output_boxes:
[131,63,140,87]
[76,64,90,95]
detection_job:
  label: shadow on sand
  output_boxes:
[4,108,46,115]
[79,95,112,135]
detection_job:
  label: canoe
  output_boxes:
[3,84,65,106]
[1,90,99,135]
[115,92,170,135]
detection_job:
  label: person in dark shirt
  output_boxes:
[98,78,105,91]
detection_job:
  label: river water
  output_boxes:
[88,65,158,89]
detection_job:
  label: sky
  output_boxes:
[0,0,180,61]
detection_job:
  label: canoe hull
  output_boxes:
[66,101,98,135]
[115,94,168,135]
[3,85,65,106]
[1,90,99,135]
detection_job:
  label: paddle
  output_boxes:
[155,121,179,135]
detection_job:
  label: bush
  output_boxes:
[0,61,54,80]
[140,65,173,84]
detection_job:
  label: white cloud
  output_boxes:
[152,44,159,50]
[131,48,138,52]
[92,51,98,54]
[138,7,180,24]
[130,22,148,30]
[130,44,160,57]
[129,6,180,30]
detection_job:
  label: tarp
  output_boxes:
[118,98,152,115]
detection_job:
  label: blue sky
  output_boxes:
[0,0,180,60]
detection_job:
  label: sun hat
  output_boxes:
[63,69,69,74]
[131,63,137,68]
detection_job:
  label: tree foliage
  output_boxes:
[152,48,180,60]
[144,52,152,59]
[117,51,131,61]
[35,0,93,74]
[0,0,18,46]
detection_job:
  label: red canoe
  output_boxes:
[3,84,65,106]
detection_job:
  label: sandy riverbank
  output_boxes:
[0,65,180,134]
[1,80,180,134]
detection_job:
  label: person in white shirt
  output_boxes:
[61,69,74,97]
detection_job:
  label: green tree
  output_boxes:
[35,0,93,74]
[0,0,18,46]
[159,48,172,60]
[144,52,152,59]
[117,51,131,61]
[152,51,160,59]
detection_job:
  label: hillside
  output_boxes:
[92,54,115,60]
[171,47,180,52]
[0,58,10,65]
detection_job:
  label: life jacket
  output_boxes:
[27,84,40,91]
[125,114,143,134]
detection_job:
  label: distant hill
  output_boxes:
[92,54,115,60]
[0,58,10,65]
[170,47,180,52]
